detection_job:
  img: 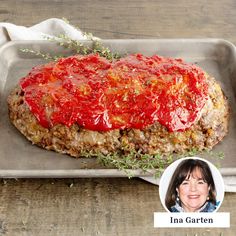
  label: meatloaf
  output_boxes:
[7,53,229,157]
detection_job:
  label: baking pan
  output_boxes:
[0,39,236,178]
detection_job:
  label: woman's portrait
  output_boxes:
[159,157,224,213]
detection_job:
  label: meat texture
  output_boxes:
[8,74,229,157]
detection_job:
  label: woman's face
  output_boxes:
[177,167,210,212]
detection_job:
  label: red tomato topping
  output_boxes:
[20,54,208,132]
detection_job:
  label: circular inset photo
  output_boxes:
[159,157,224,213]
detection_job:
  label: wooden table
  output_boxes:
[1,0,236,235]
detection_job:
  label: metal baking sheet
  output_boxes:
[0,39,236,178]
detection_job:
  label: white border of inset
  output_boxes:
[159,156,225,212]
[154,212,230,228]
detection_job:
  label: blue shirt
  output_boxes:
[170,201,217,212]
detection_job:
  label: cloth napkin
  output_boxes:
[0,18,235,192]
[0,18,86,46]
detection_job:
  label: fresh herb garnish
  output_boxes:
[20,48,61,61]
[20,19,121,61]
[78,147,224,178]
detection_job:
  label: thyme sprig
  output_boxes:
[79,147,225,179]
[46,33,121,60]
[20,48,61,61]
[81,150,173,178]
[20,21,121,61]
[20,34,120,61]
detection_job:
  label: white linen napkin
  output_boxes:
[0,18,86,46]
[0,18,235,192]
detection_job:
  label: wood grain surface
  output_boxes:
[0,0,236,235]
